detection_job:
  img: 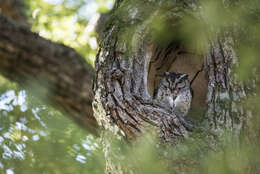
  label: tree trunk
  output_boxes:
[0,0,259,173]
[93,1,258,173]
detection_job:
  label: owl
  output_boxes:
[154,72,192,117]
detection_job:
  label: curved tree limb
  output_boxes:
[0,14,98,135]
[0,0,28,26]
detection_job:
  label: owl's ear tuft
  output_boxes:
[164,72,170,76]
[180,74,188,79]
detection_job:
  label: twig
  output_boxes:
[190,64,204,86]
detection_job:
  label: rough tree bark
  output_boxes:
[0,0,28,26]
[0,0,259,173]
[93,0,258,173]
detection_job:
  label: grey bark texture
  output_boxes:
[93,0,258,173]
[0,0,259,173]
[93,0,195,143]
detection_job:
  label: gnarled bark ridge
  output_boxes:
[93,1,258,173]
[93,3,191,143]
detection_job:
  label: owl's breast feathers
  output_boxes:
[173,89,192,117]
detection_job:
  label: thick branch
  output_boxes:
[0,0,28,26]
[0,14,98,134]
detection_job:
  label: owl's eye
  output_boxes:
[177,81,185,89]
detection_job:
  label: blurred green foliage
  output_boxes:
[24,0,114,66]
[0,0,117,173]
[103,129,260,174]
[0,88,105,174]
[1,0,260,174]
[97,0,260,173]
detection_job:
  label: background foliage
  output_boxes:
[0,0,260,174]
[0,0,115,173]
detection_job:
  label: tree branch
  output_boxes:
[0,14,98,135]
[0,0,28,26]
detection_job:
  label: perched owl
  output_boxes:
[154,72,192,117]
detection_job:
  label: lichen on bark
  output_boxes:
[92,0,260,173]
